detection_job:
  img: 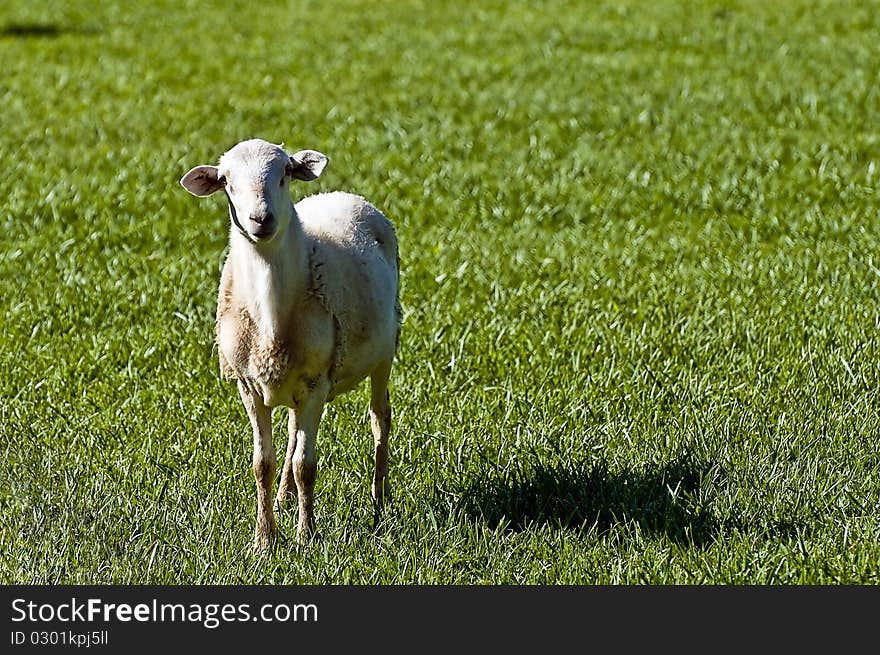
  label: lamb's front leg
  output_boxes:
[275,411,298,510]
[291,386,327,545]
[238,381,277,551]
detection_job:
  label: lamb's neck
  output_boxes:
[232,219,309,342]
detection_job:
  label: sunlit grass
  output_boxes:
[1,0,878,584]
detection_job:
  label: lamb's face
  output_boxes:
[180,138,329,245]
[218,140,293,243]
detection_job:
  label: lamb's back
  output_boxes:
[295,192,400,380]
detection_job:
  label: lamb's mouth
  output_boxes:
[249,227,276,242]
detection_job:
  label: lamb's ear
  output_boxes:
[180,165,224,196]
[288,150,329,182]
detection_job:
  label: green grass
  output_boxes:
[1,0,879,584]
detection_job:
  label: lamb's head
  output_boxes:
[180,138,328,244]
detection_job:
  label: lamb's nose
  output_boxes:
[251,211,274,225]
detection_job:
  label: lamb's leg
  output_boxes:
[370,362,393,506]
[292,388,326,545]
[275,411,298,510]
[238,381,277,551]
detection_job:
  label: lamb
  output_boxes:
[180,138,400,550]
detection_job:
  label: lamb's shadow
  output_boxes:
[460,458,740,546]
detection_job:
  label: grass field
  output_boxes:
[1,0,878,584]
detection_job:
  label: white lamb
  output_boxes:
[180,138,400,549]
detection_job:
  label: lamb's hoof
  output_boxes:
[253,526,278,553]
[371,480,392,508]
[295,524,314,547]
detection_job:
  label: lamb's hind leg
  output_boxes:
[370,361,393,506]
[237,381,277,551]
[275,411,298,511]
